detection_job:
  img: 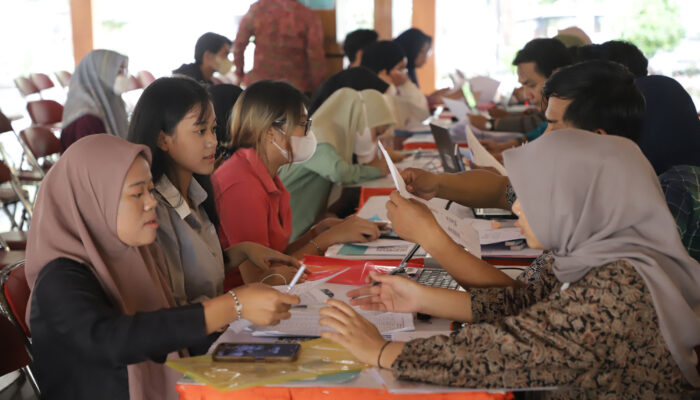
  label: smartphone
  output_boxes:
[212,343,300,362]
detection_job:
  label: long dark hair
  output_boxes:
[127,76,219,225]
[394,28,432,85]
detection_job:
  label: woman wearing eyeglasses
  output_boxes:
[212,81,384,287]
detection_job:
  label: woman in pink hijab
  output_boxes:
[25,134,299,400]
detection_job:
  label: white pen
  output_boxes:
[286,264,307,293]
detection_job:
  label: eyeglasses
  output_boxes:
[273,118,313,136]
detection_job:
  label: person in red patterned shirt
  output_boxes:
[233,0,326,95]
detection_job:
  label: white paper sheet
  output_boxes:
[378,141,482,258]
[357,196,474,223]
[251,311,414,337]
[469,76,501,104]
[465,124,508,176]
[441,96,470,123]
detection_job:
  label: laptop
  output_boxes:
[430,123,462,173]
[429,123,515,219]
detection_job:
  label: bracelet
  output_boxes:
[228,289,243,321]
[377,341,391,369]
[309,239,323,255]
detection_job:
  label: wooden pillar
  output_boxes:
[69,0,93,67]
[315,9,344,79]
[412,0,436,94]
[374,0,392,40]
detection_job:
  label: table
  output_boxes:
[174,284,515,400]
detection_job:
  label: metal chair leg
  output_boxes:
[21,365,41,397]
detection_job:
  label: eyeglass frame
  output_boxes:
[272,118,312,136]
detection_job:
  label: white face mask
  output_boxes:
[113,74,130,95]
[272,130,317,164]
[216,56,233,75]
[355,127,377,164]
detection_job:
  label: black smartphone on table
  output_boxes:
[212,343,300,362]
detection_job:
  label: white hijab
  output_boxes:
[310,88,395,163]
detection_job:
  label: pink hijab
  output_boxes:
[504,129,700,387]
[25,134,181,399]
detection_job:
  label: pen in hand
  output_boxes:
[286,264,307,293]
[372,243,421,286]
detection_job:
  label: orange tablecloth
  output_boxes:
[176,385,514,400]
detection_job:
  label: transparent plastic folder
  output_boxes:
[166,338,369,391]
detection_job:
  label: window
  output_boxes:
[0,0,73,116]
[434,0,699,110]
[91,0,258,77]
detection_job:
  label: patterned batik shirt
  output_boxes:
[233,0,326,93]
[392,260,692,398]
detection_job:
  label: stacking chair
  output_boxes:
[0,110,45,185]
[13,77,41,99]
[137,70,156,87]
[20,127,60,173]
[0,261,32,339]
[0,260,40,397]
[29,73,54,92]
[0,161,33,230]
[0,315,39,397]
[54,70,72,88]
[26,100,63,128]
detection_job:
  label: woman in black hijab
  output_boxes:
[309,67,389,115]
[635,75,700,175]
[394,28,432,87]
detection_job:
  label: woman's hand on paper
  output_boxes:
[318,215,381,245]
[347,272,424,314]
[236,283,300,326]
[401,168,439,200]
[318,299,386,365]
[386,191,438,244]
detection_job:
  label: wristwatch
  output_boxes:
[484,119,494,130]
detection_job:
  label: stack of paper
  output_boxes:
[325,239,427,259]
[468,218,525,245]
[401,133,434,145]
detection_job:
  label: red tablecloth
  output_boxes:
[177,385,514,400]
